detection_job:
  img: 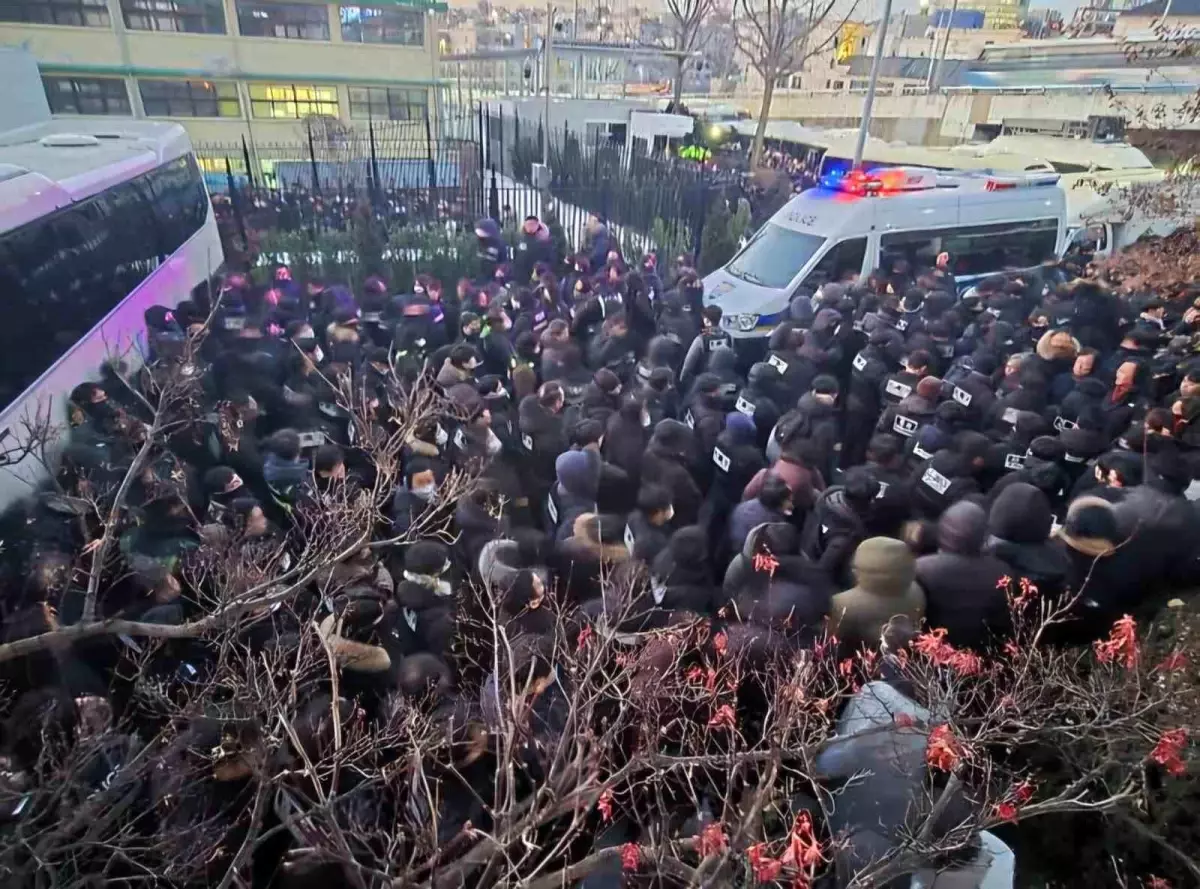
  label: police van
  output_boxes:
[703,167,1067,345]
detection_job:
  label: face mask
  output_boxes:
[641,413,651,428]
[412,483,436,500]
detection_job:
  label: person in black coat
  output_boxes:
[984,482,1070,600]
[641,420,704,527]
[801,467,880,588]
[602,393,650,485]
[915,501,1012,651]
[624,484,674,565]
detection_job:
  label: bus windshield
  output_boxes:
[726,224,825,289]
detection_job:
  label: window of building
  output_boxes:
[880,219,1059,279]
[347,85,426,121]
[0,0,110,26]
[236,1,329,39]
[42,76,132,115]
[120,0,226,33]
[248,83,339,118]
[0,156,208,407]
[340,4,424,45]
[140,79,240,117]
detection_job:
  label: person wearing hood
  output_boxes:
[500,569,555,639]
[480,305,516,378]
[436,345,479,390]
[603,392,651,484]
[1052,496,1145,643]
[555,512,629,603]
[1056,403,1110,487]
[548,448,601,542]
[985,482,1070,599]
[624,484,674,564]
[732,363,782,450]
[641,420,703,527]
[915,501,1012,651]
[639,525,714,621]
[478,527,552,599]
[907,430,989,521]
[455,481,512,566]
[988,435,1071,511]
[775,376,841,482]
[802,466,881,588]
[262,429,312,511]
[474,218,508,280]
[702,346,743,409]
[1101,358,1149,440]
[391,458,448,540]
[513,216,555,284]
[684,373,728,463]
[830,537,925,656]
[720,523,834,638]
[567,367,623,431]
[743,442,824,514]
[989,365,1049,433]
[727,475,794,554]
[394,541,457,658]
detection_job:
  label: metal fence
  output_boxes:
[200,104,736,258]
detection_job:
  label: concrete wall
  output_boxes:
[731,86,1200,146]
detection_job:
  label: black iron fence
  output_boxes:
[201,103,739,260]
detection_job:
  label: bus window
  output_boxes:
[793,237,867,293]
[726,224,826,289]
[880,220,1058,280]
[0,158,208,407]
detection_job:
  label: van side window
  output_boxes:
[880,219,1058,279]
[796,237,866,292]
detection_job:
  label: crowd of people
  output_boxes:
[0,205,1197,880]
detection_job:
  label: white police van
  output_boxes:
[704,167,1067,344]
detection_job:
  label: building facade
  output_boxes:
[0,0,446,165]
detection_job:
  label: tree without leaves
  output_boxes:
[732,0,858,167]
[662,0,719,110]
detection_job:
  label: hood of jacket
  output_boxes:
[567,512,630,562]
[896,392,937,419]
[1036,330,1081,362]
[988,481,1052,543]
[850,537,917,598]
[555,449,601,498]
[936,501,987,555]
[796,392,835,421]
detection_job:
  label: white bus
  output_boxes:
[0,118,223,509]
[703,167,1066,342]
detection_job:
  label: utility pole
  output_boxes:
[852,0,893,168]
[929,0,959,92]
[543,1,554,166]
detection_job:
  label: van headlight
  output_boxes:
[737,313,759,332]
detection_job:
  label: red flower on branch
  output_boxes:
[576,625,593,651]
[992,802,1019,823]
[996,574,1012,590]
[620,843,640,871]
[1011,779,1036,804]
[597,789,613,822]
[780,811,824,869]
[1146,877,1172,889]
[698,822,728,857]
[713,632,728,657]
[708,704,737,729]
[1149,728,1188,776]
[926,725,962,772]
[947,649,983,677]
[838,658,855,678]
[913,627,951,662]
[747,844,783,882]
[1094,615,1139,669]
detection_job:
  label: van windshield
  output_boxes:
[725,224,825,289]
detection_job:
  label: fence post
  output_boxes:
[240,135,256,192]
[306,121,321,196]
[489,165,500,222]
[368,114,383,211]
[477,102,486,179]
[423,106,438,207]
[496,110,505,181]
[225,157,250,269]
